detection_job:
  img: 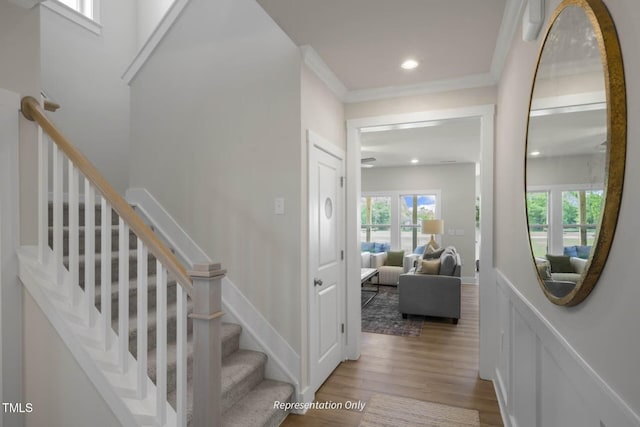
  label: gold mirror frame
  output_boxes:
[525,0,626,306]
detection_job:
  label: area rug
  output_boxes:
[359,394,480,427]
[361,286,424,337]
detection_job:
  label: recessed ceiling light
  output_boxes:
[530,151,541,156]
[401,59,419,70]
[410,158,419,164]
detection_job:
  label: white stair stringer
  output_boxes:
[17,246,176,427]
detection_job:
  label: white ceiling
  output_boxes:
[257,0,510,97]
[360,117,481,168]
[256,0,513,167]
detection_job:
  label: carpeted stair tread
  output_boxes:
[221,349,268,412]
[221,379,294,427]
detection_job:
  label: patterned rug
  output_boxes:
[359,394,480,427]
[361,286,424,337]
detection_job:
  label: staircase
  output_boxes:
[50,202,294,426]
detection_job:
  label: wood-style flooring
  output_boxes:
[282,284,504,427]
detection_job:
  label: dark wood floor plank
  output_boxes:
[282,284,504,427]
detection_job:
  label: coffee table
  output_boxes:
[361,268,380,307]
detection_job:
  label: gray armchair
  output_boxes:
[398,249,461,324]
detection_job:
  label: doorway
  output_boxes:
[345,105,496,379]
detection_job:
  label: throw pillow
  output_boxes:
[386,250,405,267]
[374,242,390,253]
[416,259,440,275]
[413,244,426,255]
[576,245,592,259]
[361,242,375,253]
[423,247,445,260]
[563,246,578,257]
[546,254,573,273]
[439,253,456,276]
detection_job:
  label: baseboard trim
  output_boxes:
[126,187,302,396]
[494,269,640,427]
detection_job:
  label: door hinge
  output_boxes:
[341,323,345,333]
[340,176,345,188]
[340,250,344,260]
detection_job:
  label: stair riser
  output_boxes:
[222,359,266,413]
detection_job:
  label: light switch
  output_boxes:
[448,229,455,236]
[274,197,285,215]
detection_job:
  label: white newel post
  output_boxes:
[189,263,225,426]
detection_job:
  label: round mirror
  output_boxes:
[525,0,626,306]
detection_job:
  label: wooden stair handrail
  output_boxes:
[21,96,194,295]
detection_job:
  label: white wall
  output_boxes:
[23,293,120,427]
[41,0,136,193]
[135,0,174,49]
[362,163,476,278]
[494,0,640,423]
[527,153,605,187]
[129,0,303,353]
[300,63,345,392]
[0,3,41,423]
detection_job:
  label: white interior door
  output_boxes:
[308,131,344,393]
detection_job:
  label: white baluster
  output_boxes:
[101,198,112,350]
[136,239,148,399]
[156,262,167,424]
[52,144,64,285]
[118,218,129,373]
[85,180,95,326]
[68,160,79,306]
[176,285,188,427]
[38,130,48,264]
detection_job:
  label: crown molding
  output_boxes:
[122,0,191,85]
[344,72,497,103]
[300,45,348,100]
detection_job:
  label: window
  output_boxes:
[361,190,441,250]
[527,186,602,257]
[562,190,602,248]
[360,196,391,244]
[56,0,94,19]
[526,191,549,258]
[399,194,437,252]
[45,0,101,34]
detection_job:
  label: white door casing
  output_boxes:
[308,130,345,394]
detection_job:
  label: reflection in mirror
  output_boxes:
[525,0,626,306]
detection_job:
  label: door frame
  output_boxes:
[307,129,346,395]
[345,105,497,380]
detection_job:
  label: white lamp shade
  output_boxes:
[421,219,444,235]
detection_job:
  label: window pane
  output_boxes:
[400,194,436,252]
[360,196,391,244]
[56,0,93,19]
[562,190,601,254]
[527,192,548,258]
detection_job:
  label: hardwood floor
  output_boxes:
[282,284,503,427]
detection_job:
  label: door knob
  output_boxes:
[314,278,323,287]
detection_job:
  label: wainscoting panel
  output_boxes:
[495,270,640,427]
